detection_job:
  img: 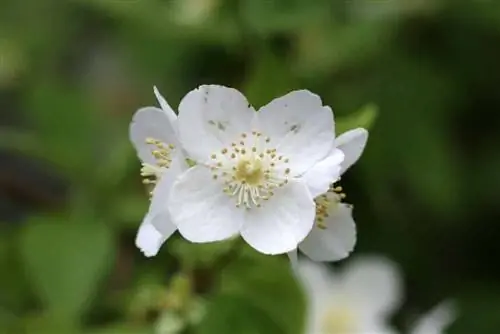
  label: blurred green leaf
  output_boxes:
[240,0,330,35]
[22,313,80,334]
[448,286,500,334]
[336,103,378,134]
[243,51,298,108]
[24,82,99,175]
[84,324,152,334]
[212,249,306,334]
[0,127,40,156]
[0,230,31,312]
[19,217,115,323]
[110,192,148,227]
[169,238,239,269]
[197,294,283,334]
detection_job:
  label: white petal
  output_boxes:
[153,86,177,124]
[148,155,186,235]
[168,166,245,243]
[177,85,254,162]
[240,180,315,255]
[296,260,340,334]
[301,148,344,198]
[257,90,335,175]
[336,128,368,175]
[136,164,183,257]
[135,218,168,257]
[299,203,356,262]
[129,107,179,164]
[341,256,403,318]
[410,301,457,334]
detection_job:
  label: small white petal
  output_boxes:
[153,86,177,124]
[129,107,179,164]
[177,85,254,162]
[410,301,457,334]
[299,203,356,262]
[301,148,344,198]
[135,218,168,257]
[147,155,186,236]
[136,167,182,258]
[336,128,368,175]
[240,180,315,255]
[168,166,245,243]
[257,90,335,175]
[341,256,403,318]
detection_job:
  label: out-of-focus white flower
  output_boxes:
[290,128,368,264]
[130,87,187,257]
[298,256,402,334]
[410,301,457,334]
[166,85,344,255]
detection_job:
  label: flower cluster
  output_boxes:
[131,85,368,263]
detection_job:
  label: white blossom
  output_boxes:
[298,256,402,334]
[164,85,344,255]
[130,87,187,257]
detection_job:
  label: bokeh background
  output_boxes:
[1,0,500,333]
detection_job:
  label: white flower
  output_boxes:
[409,301,457,334]
[290,128,368,264]
[163,85,344,255]
[130,87,187,257]
[298,256,402,334]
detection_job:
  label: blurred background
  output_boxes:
[1,0,500,333]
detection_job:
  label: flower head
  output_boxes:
[290,128,368,264]
[298,256,402,334]
[130,87,187,257]
[165,85,344,255]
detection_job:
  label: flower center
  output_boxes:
[209,131,292,209]
[140,137,175,194]
[315,184,346,229]
[234,158,264,185]
[321,306,357,334]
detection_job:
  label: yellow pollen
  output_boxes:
[314,184,347,229]
[141,137,176,197]
[234,158,264,186]
[322,306,357,333]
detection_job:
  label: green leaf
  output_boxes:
[206,248,306,334]
[19,216,115,323]
[336,103,378,135]
[24,81,99,174]
[84,324,153,334]
[169,238,239,269]
[197,294,284,334]
[243,51,298,108]
[446,286,500,334]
